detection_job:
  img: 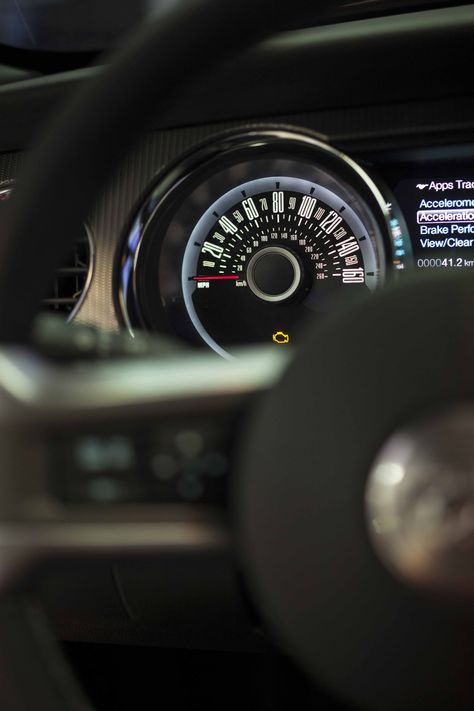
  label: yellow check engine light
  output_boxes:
[272,331,290,345]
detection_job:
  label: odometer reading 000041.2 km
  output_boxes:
[182,176,381,358]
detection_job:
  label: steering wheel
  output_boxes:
[0,1,472,709]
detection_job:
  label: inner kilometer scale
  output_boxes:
[182,176,379,357]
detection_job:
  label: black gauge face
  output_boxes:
[121,131,411,358]
[182,177,378,357]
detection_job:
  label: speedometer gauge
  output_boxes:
[120,128,411,357]
[182,176,379,356]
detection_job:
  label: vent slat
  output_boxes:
[54,267,88,276]
[43,298,80,306]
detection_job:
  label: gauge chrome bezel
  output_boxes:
[118,127,412,346]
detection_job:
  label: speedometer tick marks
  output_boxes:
[174,172,382,358]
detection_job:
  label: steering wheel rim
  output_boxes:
[0,1,325,709]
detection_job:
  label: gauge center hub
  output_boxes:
[247,246,301,303]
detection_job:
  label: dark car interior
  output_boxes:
[0,1,472,709]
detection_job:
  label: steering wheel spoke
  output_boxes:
[0,345,286,590]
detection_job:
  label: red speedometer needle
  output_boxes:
[191,275,239,281]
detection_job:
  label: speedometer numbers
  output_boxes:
[121,129,411,358]
[193,190,368,288]
[182,179,379,356]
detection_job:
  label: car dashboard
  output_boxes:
[0,1,473,652]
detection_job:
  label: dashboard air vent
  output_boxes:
[43,229,92,318]
[1,181,93,320]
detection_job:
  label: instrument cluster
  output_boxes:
[118,127,474,358]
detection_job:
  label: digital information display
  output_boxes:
[395,176,474,271]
